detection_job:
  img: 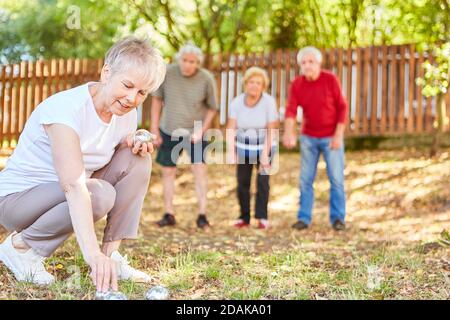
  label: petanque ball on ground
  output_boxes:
[145,285,170,300]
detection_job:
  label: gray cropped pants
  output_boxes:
[0,146,151,257]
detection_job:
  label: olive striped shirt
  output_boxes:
[152,64,218,137]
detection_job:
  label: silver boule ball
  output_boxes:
[95,290,128,300]
[133,129,153,144]
[145,285,169,300]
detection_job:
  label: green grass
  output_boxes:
[0,235,448,300]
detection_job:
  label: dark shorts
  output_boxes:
[156,129,209,167]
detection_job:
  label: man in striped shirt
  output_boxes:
[151,43,219,229]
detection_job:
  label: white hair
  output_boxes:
[175,42,204,65]
[297,46,323,64]
[104,37,166,93]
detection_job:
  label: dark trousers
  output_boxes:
[237,163,270,223]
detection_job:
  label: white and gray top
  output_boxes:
[228,92,279,151]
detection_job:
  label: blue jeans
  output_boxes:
[297,134,346,225]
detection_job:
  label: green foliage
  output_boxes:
[268,0,450,49]
[416,43,450,97]
[0,0,129,63]
[0,0,449,62]
[268,0,301,49]
[127,0,270,57]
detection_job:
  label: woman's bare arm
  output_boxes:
[44,123,117,292]
[261,120,279,167]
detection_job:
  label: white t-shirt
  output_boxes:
[228,93,279,151]
[0,82,137,197]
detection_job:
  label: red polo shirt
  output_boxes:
[285,70,348,137]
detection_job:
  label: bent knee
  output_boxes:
[87,179,116,220]
[133,153,152,181]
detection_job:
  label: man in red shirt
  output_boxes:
[283,46,348,231]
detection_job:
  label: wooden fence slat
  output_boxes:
[398,45,406,133]
[21,61,30,133]
[73,58,80,86]
[416,51,424,133]
[337,48,343,85]
[141,93,149,130]
[425,53,433,132]
[28,61,36,119]
[233,53,239,98]
[329,48,336,74]
[268,51,274,96]
[276,49,283,110]
[321,48,328,69]
[446,88,450,132]
[0,66,6,144]
[35,60,44,112]
[67,59,77,89]
[62,59,72,90]
[241,53,248,95]
[388,46,397,134]
[215,52,223,126]
[43,61,49,101]
[242,52,249,80]
[87,59,94,81]
[141,96,150,130]
[380,45,388,135]
[362,47,370,135]
[6,64,14,144]
[258,51,265,69]
[294,49,300,78]
[13,63,22,142]
[345,48,353,135]
[96,59,103,80]
[447,90,450,131]
[354,48,362,135]
[284,49,291,111]
[251,52,257,72]
[407,44,415,133]
[18,62,27,134]
[371,46,379,135]
[54,59,61,93]
[49,59,56,96]
[83,59,89,83]
[224,53,231,112]
[36,61,44,113]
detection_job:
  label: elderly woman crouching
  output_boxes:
[226,67,279,230]
[0,37,166,293]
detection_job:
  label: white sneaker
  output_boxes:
[0,232,55,285]
[110,250,152,283]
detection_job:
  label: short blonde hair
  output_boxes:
[104,37,166,92]
[243,67,270,91]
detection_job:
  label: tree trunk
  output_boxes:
[430,94,447,157]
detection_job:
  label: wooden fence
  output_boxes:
[1,44,449,147]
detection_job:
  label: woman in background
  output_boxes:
[226,67,279,229]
